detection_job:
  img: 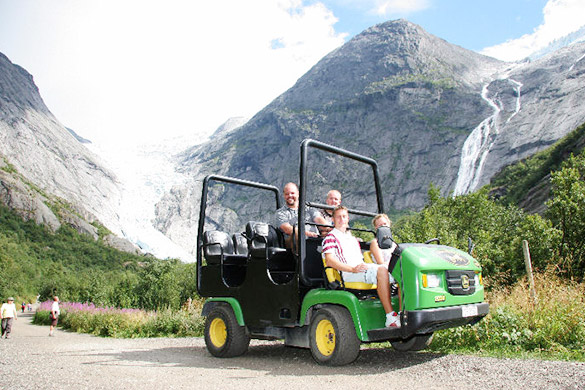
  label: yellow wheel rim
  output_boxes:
[209,317,227,348]
[315,319,335,356]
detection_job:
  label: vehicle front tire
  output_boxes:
[204,304,250,358]
[309,306,360,366]
[391,333,434,352]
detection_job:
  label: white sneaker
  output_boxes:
[385,312,401,328]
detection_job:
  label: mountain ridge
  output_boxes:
[0,51,138,252]
[155,20,585,255]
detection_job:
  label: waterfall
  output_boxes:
[453,78,523,196]
[453,83,501,196]
[506,79,522,124]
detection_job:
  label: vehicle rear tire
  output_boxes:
[204,304,250,358]
[391,333,434,352]
[309,306,360,366]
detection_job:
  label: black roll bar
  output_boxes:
[196,174,281,294]
[298,139,385,287]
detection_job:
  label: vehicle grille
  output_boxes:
[445,270,476,295]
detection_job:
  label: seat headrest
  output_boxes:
[376,226,394,250]
[245,221,283,250]
[203,230,234,257]
[246,221,269,238]
[232,233,248,255]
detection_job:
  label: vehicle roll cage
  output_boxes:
[196,140,386,290]
[196,174,281,292]
[298,139,385,286]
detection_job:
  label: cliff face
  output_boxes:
[153,20,585,255]
[0,52,123,238]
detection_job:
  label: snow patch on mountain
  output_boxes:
[85,118,249,262]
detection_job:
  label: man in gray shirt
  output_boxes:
[276,182,326,247]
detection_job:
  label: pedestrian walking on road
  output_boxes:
[1,297,18,339]
[49,296,60,336]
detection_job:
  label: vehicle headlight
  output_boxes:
[475,272,482,286]
[422,273,441,288]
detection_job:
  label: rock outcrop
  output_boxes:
[0,52,135,250]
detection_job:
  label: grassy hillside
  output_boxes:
[489,121,585,213]
[0,204,196,308]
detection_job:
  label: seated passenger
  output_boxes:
[275,182,325,248]
[317,189,341,236]
[369,213,398,265]
[322,206,400,328]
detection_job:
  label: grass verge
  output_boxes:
[428,271,585,361]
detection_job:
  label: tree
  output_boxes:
[546,151,585,277]
[395,186,560,284]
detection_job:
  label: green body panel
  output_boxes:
[393,244,485,311]
[300,289,387,342]
[205,297,245,326]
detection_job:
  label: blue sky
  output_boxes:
[319,0,548,51]
[0,0,583,145]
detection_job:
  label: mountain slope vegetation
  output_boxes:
[0,204,196,309]
[489,121,585,214]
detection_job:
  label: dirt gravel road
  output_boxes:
[1,313,584,389]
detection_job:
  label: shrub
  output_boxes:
[395,187,561,284]
[32,300,206,338]
[546,150,585,277]
[429,271,585,360]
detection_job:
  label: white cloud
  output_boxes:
[374,0,431,16]
[0,0,346,144]
[481,0,585,61]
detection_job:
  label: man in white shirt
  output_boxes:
[322,206,400,328]
[1,297,18,339]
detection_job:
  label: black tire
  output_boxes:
[309,306,360,366]
[391,333,434,352]
[204,304,250,358]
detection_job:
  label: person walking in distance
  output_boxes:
[1,297,18,339]
[49,296,60,336]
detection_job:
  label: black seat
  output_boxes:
[245,221,286,258]
[203,230,233,264]
[246,221,294,284]
[203,230,247,265]
[232,233,248,255]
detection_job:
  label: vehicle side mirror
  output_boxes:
[376,226,394,250]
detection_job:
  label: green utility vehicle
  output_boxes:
[198,139,488,365]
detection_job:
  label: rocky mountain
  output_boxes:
[0,52,132,249]
[154,20,585,255]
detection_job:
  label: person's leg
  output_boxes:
[374,266,401,327]
[376,266,393,314]
[1,318,6,337]
[4,318,12,338]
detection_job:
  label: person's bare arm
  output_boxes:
[369,239,385,264]
[325,253,367,273]
[279,222,294,236]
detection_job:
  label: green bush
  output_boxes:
[546,150,585,277]
[394,187,561,284]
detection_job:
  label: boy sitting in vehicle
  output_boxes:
[369,213,398,265]
[322,206,400,328]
